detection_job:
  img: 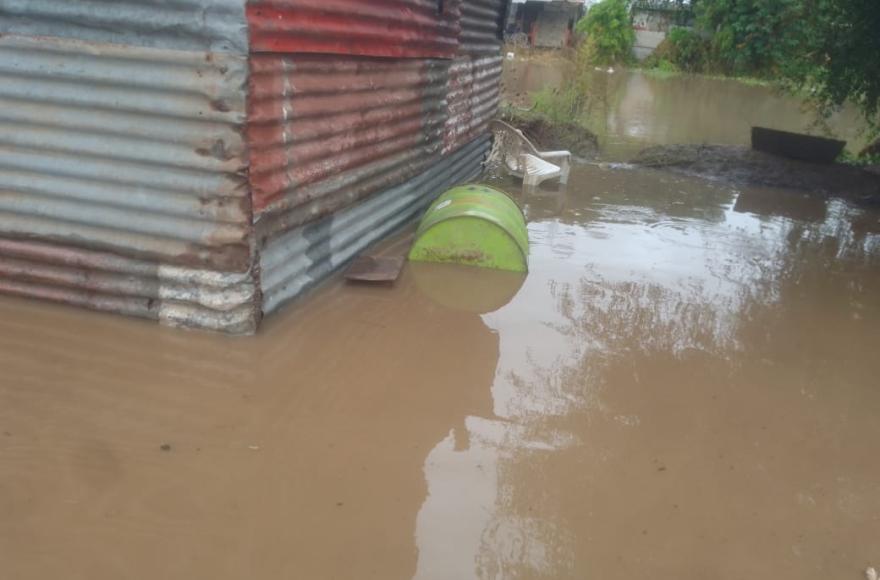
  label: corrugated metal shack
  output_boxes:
[0,0,508,333]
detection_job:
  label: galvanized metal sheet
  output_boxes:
[247,0,461,58]
[0,0,248,53]
[261,136,490,313]
[445,54,503,153]
[447,1,504,151]
[0,34,258,333]
[248,54,451,241]
[460,0,506,55]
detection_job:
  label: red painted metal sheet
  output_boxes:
[247,54,449,240]
[246,1,507,241]
[247,0,462,59]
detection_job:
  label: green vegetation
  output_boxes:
[637,0,880,141]
[837,149,880,168]
[644,27,709,74]
[777,0,880,139]
[575,0,635,66]
[527,0,879,153]
[697,0,796,76]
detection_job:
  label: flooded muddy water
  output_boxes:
[503,59,867,159]
[2,162,879,579]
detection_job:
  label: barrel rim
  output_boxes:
[430,183,526,221]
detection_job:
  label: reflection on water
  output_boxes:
[413,165,880,579]
[2,164,880,579]
[503,60,866,159]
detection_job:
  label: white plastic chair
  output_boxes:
[489,119,571,194]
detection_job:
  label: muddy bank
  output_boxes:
[634,144,880,203]
[500,108,599,159]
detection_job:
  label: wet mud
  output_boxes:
[501,108,600,159]
[633,144,880,204]
[3,160,880,579]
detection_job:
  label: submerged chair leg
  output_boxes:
[559,157,571,185]
[523,174,540,195]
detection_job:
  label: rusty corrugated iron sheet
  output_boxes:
[460,0,506,55]
[0,32,258,333]
[246,0,461,58]
[444,54,503,153]
[0,239,256,330]
[247,54,450,241]
[261,136,490,313]
[445,1,504,152]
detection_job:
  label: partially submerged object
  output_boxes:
[344,255,405,284]
[751,126,846,164]
[409,185,529,273]
[489,120,572,193]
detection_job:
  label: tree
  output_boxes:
[694,0,799,76]
[778,0,880,137]
[576,0,636,66]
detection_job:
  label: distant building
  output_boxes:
[508,0,588,49]
[631,0,694,60]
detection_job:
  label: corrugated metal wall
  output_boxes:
[0,2,258,333]
[446,0,505,153]
[246,0,461,58]
[460,0,506,55]
[247,54,449,241]
[0,0,508,332]
[0,0,248,52]
[261,136,490,313]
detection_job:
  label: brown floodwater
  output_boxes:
[2,163,880,579]
[503,58,867,159]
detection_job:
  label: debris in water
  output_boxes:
[866,566,877,580]
[345,255,405,284]
[160,443,172,452]
[489,119,571,194]
[248,445,261,451]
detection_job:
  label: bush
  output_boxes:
[695,0,796,77]
[575,0,635,66]
[532,85,584,125]
[666,27,709,73]
[643,28,708,75]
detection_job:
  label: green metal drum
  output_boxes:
[409,184,528,272]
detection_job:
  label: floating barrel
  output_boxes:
[409,184,528,272]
